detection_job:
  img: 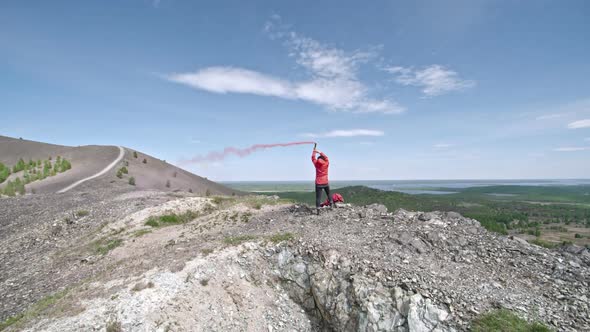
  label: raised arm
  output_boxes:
[311,150,317,163]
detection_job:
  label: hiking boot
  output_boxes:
[316,208,320,215]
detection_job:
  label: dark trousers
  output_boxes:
[315,184,333,208]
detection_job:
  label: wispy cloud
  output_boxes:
[166,15,404,114]
[384,65,475,96]
[536,113,567,120]
[568,119,590,129]
[433,143,453,148]
[169,67,292,98]
[553,147,589,152]
[301,129,385,138]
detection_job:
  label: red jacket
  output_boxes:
[312,152,329,185]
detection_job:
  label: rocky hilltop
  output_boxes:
[1,189,588,331]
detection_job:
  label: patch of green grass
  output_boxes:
[223,235,257,245]
[269,232,295,243]
[132,229,152,237]
[144,210,199,228]
[472,309,551,332]
[94,238,123,255]
[0,288,70,331]
[144,218,159,227]
[0,314,24,331]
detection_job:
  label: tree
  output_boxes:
[142,158,147,164]
[0,163,10,183]
[3,180,15,196]
[12,158,26,173]
[15,178,25,195]
[133,151,138,158]
[205,189,211,197]
[128,177,136,185]
[59,159,71,172]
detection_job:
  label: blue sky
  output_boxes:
[1,0,589,180]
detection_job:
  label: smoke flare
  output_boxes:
[181,141,316,164]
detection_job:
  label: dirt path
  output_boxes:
[57,146,125,193]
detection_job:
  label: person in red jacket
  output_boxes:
[312,149,333,215]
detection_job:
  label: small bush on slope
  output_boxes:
[472,309,551,332]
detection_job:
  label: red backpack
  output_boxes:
[321,193,344,207]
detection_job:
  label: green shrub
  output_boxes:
[142,158,147,164]
[116,170,123,179]
[165,180,171,188]
[144,218,159,227]
[119,167,128,174]
[128,177,135,185]
[133,151,138,158]
[575,233,583,238]
[94,238,123,255]
[472,309,551,332]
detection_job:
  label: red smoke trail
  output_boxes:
[181,141,316,164]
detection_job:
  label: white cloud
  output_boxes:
[433,143,453,148]
[536,113,567,120]
[568,119,590,129]
[168,68,404,114]
[301,129,385,138]
[384,65,475,96]
[167,16,405,114]
[168,67,293,98]
[553,147,589,152]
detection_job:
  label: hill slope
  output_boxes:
[0,135,236,196]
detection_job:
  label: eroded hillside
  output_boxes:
[1,188,589,331]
